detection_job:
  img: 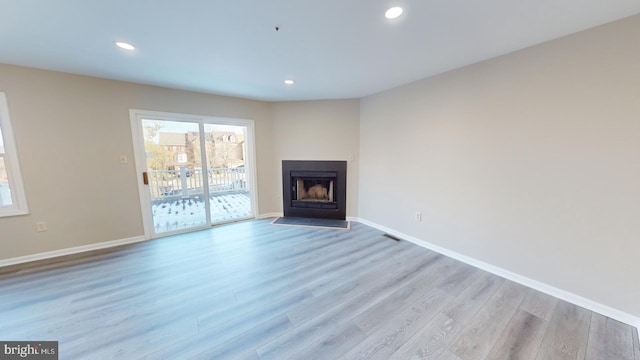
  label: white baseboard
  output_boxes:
[3,218,638,333]
[256,212,282,219]
[0,235,147,268]
[355,217,640,330]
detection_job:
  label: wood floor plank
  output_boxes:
[386,313,460,360]
[285,262,400,326]
[0,219,637,360]
[344,288,453,360]
[287,321,368,360]
[486,309,547,360]
[534,300,592,360]
[219,229,379,291]
[286,249,442,326]
[63,309,199,359]
[519,288,559,321]
[233,233,398,302]
[299,236,420,296]
[351,256,457,335]
[258,250,446,359]
[196,288,313,340]
[450,281,528,360]
[306,244,405,297]
[436,263,481,297]
[585,313,634,360]
[148,314,293,360]
[257,278,402,359]
[440,273,506,347]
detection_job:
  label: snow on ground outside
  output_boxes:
[152,191,251,232]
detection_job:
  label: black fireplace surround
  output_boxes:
[282,160,347,220]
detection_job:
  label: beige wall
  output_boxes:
[270,100,360,217]
[1,13,638,324]
[0,64,273,260]
[359,15,640,318]
[0,65,359,262]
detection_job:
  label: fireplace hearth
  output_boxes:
[282,160,347,220]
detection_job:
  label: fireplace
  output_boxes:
[282,160,347,220]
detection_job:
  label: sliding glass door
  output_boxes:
[203,123,252,224]
[130,110,256,238]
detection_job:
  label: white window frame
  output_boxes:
[0,92,29,217]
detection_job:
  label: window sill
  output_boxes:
[0,208,29,218]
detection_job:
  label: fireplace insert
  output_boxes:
[282,160,346,220]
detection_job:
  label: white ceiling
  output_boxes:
[1,1,639,101]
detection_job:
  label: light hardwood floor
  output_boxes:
[0,219,638,359]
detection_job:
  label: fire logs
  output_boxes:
[307,184,328,200]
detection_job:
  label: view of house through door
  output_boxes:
[131,111,255,237]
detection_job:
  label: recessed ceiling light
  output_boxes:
[115,41,135,51]
[284,79,295,85]
[385,6,403,19]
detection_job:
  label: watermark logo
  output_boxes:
[1,342,58,359]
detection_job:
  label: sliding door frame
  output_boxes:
[129,109,258,239]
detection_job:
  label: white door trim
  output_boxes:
[129,109,258,239]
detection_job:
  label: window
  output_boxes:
[0,92,28,217]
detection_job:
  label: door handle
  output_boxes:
[143,172,149,185]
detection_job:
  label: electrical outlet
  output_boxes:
[119,155,128,164]
[415,212,422,222]
[36,221,48,232]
